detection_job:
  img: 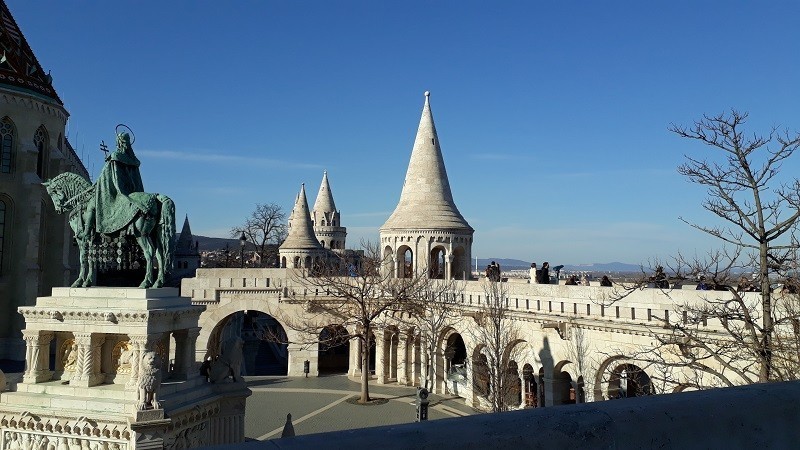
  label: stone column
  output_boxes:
[71,332,104,387]
[397,334,409,385]
[347,338,360,378]
[374,329,386,384]
[184,327,201,380]
[22,330,53,383]
[446,252,454,281]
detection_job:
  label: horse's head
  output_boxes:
[42,179,67,214]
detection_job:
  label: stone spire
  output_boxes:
[313,170,337,216]
[176,214,194,252]
[280,184,323,250]
[381,91,473,232]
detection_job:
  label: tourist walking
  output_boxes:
[529,263,538,284]
[600,275,613,287]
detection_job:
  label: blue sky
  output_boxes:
[9,1,800,264]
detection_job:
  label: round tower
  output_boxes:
[312,170,347,253]
[279,183,327,269]
[380,92,473,280]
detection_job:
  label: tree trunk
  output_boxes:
[759,241,773,382]
[360,334,371,403]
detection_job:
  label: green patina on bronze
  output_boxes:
[43,128,176,288]
[91,132,150,234]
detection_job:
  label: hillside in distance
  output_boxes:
[193,237,642,272]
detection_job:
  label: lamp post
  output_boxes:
[239,232,247,268]
[224,244,230,268]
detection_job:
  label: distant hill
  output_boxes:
[191,242,642,272]
[195,235,248,251]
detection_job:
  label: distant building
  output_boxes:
[0,1,88,359]
[171,215,201,283]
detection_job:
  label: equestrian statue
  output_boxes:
[43,125,175,288]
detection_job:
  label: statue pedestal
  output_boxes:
[0,287,251,449]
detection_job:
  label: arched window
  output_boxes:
[0,198,7,275]
[0,117,15,174]
[34,126,48,179]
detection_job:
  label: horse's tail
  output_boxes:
[157,194,176,272]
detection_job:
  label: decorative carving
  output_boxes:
[137,351,162,411]
[112,341,133,375]
[60,339,77,372]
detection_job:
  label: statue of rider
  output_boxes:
[84,131,148,238]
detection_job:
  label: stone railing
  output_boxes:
[224,381,800,449]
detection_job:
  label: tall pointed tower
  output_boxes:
[173,214,200,280]
[380,91,473,280]
[279,183,327,268]
[312,171,347,253]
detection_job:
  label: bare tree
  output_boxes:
[274,242,429,404]
[231,203,287,267]
[564,319,596,402]
[468,280,525,412]
[599,111,800,391]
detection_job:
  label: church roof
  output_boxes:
[313,171,337,215]
[176,215,194,251]
[381,92,473,233]
[0,1,62,104]
[280,184,323,250]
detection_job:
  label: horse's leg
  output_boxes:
[72,237,86,288]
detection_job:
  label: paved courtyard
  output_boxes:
[243,374,479,441]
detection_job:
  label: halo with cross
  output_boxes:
[115,123,135,144]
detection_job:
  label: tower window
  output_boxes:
[34,126,48,179]
[0,117,15,174]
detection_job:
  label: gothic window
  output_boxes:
[0,117,15,174]
[0,198,5,274]
[34,126,48,179]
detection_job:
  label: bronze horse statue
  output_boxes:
[43,172,175,288]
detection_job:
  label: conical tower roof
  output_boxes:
[0,1,62,104]
[176,215,194,251]
[381,91,473,232]
[280,184,323,250]
[313,171,337,214]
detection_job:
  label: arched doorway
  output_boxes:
[429,246,446,279]
[444,333,467,377]
[523,363,537,407]
[552,361,575,405]
[398,246,413,278]
[208,311,289,376]
[318,325,350,374]
[608,364,653,398]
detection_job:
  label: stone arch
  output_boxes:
[280,256,287,268]
[197,303,293,376]
[292,256,300,268]
[436,327,467,394]
[396,245,413,278]
[607,363,653,399]
[594,355,653,400]
[429,245,446,279]
[522,363,537,407]
[551,360,578,405]
[204,310,289,376]
[318,324,349,374]
[0,116,16,173]
[451,245,467,280]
